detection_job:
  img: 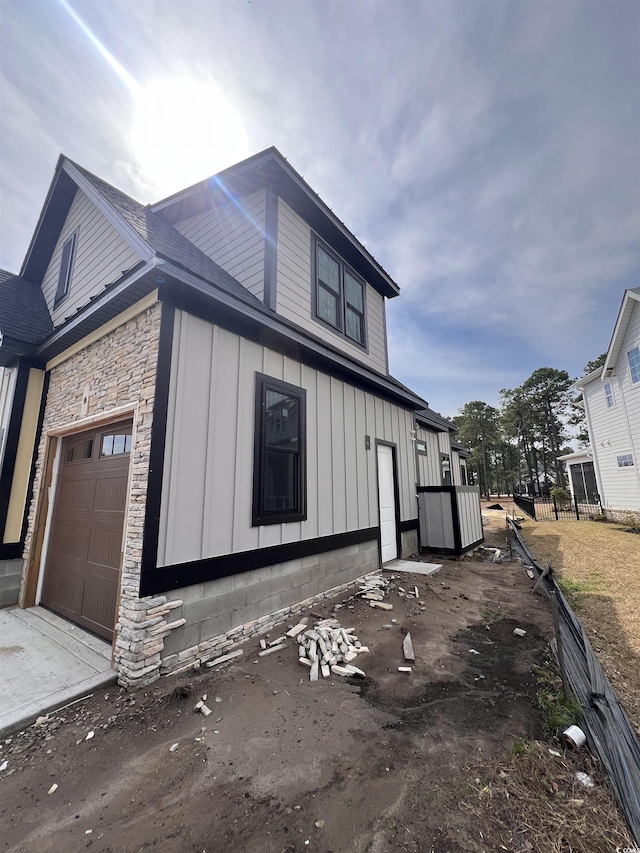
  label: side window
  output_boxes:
[604,382,615,408]
[460,464,467,485]
[440,453,451,486]
[313,237,367,347]
[252,373,306,525]
[628,346,640,384]
[54,232,77,305]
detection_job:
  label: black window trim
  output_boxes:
[252,372,307,526]
[54,230,78,306]
[311,234,368,351]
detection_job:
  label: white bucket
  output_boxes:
[563,725,586,748]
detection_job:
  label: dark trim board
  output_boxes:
[140,300,175,575]
[419,537,484,558]
[0,542,23,560]
[140,526,379,596]
[0,361,31,543]
[399,519,418,533]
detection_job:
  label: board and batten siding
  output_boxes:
[275,198,388,374]
[41,189,140,327]
[416,427,445,487]
[157,310,416,567]
[174,190,266,301]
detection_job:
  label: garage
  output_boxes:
[40,421,132,642]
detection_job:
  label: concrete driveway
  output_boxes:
[0,606,116,738]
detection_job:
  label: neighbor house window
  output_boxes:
[253,373,306,525]
[628,346,640,384]
[440,453,451,485]
[617,454,634,468]
[54,232,77,305]
[604,382,615,408]
[313,238,366,347]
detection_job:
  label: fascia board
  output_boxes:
[573,367,603,390]
[160,259,425,410]
[61,161,155,262]
[602,290,639,376]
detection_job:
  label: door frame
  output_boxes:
[375,439,402,564]
[22,405,138,651]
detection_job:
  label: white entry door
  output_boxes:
[377,444,398,563]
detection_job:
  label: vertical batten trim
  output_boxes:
[264,186,278,311]
[141,299,175,576]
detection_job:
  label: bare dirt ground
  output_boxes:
[1,513,633,852]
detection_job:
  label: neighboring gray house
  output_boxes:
[573,288,640,513]
[0,148,480,688]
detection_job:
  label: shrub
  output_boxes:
[618,512,640,534]
[550,486,571,511]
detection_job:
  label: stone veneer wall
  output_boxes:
[21,303,174,688]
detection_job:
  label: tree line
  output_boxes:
[450,356,605,499]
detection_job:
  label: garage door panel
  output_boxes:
[87,528,123,569]
[56,476,95,510]
[94,476,128,512]
[81,578,118,637]
[41,420,132,642]
[49,523,91,561]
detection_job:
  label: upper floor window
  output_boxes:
[54,232,77,305]
[441,453,451,485]
[604,382,615,408]
[313,238,366,347]
[617,453,634,468]
[460,464,467,485]
[252,373,306,526]
[628,346,640,384]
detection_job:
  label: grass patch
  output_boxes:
[521,519,640,738]
[534,653,582,735]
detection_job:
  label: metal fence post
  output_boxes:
[552,494,559,521]
[574,494,580,521]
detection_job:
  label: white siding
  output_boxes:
[158,310,417,566]
[41,189,141,327]
[275,199,388,374]
[583,301,640,510]
[175,190,266,300]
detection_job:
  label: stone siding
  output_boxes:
[22,303,172,687]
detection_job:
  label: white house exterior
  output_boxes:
[574,288,640,512]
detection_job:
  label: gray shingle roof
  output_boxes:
[416,407,455,432]
[0,269,53,347]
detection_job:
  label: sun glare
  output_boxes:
[133,78,250,195]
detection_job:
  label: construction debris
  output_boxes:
[398,666,412,673]
[258,643,287,657]
[370,601,393,611]
[297,619,368,681]
[206,648,244,668]
[402,633,415,662]
[513,628,527,637]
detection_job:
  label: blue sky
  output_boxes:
[1,1,638,418]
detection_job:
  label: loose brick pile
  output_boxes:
[297,618,369,680]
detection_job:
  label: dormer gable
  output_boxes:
[153,148,397,375]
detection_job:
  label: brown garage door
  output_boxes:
[41,421,132,642]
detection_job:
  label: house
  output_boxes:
[0,148,480,688]
[572,288,640,513]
